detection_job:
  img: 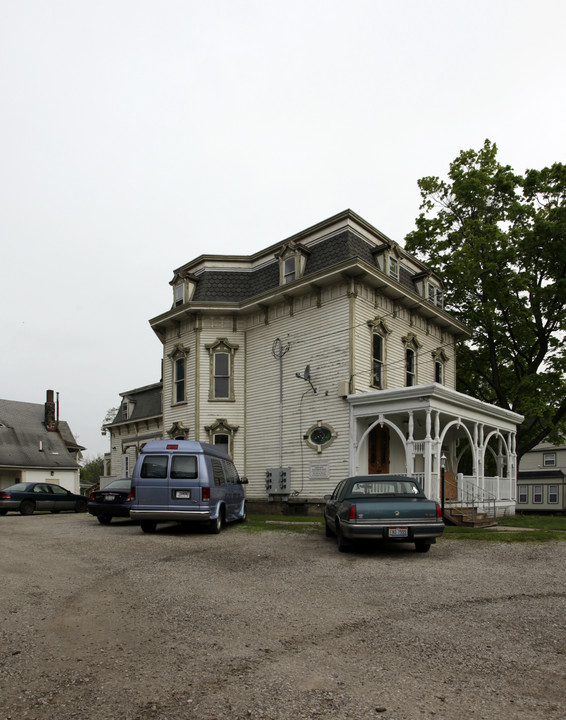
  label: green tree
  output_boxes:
[80,455,104,487]
[405,139,566,459]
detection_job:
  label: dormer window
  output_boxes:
[174,283,185,307]
[121,402,128,421]
[283,257,296,284]
[277,241,310,286]
[389,257,399,280]
[427,282,443,308]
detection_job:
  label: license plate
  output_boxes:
[104,495,115,501]
[389,527,408,538]
[175,490,191,499]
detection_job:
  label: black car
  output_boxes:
[88,478,134,525]
[0,482,87,516]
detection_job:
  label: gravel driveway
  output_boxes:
[1,514,565,720]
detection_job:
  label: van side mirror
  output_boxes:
[238,477,249,485]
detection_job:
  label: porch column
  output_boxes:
[406,410,415,475]
[424,408,432,498]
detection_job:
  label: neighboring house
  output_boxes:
[138,209,522,516]
[102,382,162,488]
[0,390,83,493]
[517,441,566,513]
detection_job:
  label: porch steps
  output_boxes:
[444,507,498,528]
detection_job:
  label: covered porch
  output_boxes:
[348,384,524,518]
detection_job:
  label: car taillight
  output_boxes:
[89,492,95,500]
[202,487,210,501]
[126,487,135,502]
[436,503,442,519]
[349,504,357,520]
[0,492,11,499]
[166,444,178,450]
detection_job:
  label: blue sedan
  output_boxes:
[0,482,87,515]
[88,478,134,525]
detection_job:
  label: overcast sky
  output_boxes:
[2,0,565,460]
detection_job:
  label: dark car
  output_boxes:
[0,482,87,516]
[88,478,134,525]
[324,475,444,553]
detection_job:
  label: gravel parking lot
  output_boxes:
[1,513,565,720]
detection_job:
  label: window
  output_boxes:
[518,486,528,503]
[436,288,443,308]
[168,344,190,405]
[206,338,239,401]
[170,455,197,479]
[283,257,296,284]
[174,283,185,307]
[141,455,168,479]
[435,360,443,384]
[211,458,225,487]
[214,433,229,457]
[428,284,436,303]
[389,257,399,280]
[121,402,128,421]
[372,333,384,388]
[214,353,230,398]
[533,485,543,503]
[123,455,130,478]
[406,348,416,386]
[549,485,558,504]
[175,357,185,403]
[543,453,556,467]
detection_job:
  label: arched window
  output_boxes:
[205,338,239,401]
[167,344,190,405]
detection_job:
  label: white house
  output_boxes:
[0,390,83,493]
[517,441,566,512]
[137,210,523,518]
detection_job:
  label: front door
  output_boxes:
[368,425,390,474]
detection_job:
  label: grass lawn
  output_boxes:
[237,513,566,543]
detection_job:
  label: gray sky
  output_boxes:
[2,0,565,460]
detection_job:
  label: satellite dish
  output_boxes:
[304,365,310,382]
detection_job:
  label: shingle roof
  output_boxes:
[0,399,81,469]
[190,229,417,303]
[108,384,162,426]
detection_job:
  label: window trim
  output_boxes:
[174,283,185,307]
[205,418,239,458]
[167,344,190,406]
[174,356,185,403]
[543,452,556,467]
[389,256,399,280]
[549,485,558,504]
[205,338,239,402]
[518,485,528,504]
[533,485,543,504]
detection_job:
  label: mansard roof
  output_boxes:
[107,382,163,427]
[151,209,465,337]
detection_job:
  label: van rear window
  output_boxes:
[141,456,168,479]
[171,456,198,479]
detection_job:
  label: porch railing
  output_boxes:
[444,473,497,524]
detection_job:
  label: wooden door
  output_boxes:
[368,425,390,474]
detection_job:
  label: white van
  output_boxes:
[129,440,247,534]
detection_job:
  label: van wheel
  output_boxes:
[209,509,224,534]
[141,520,157,534]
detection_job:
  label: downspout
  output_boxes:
[348,281,357,393]
[194,315,201,440]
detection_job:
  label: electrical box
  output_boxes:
[265,468,291,494]
[337,380,350,397]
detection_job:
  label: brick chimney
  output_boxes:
[45,390,57,431]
